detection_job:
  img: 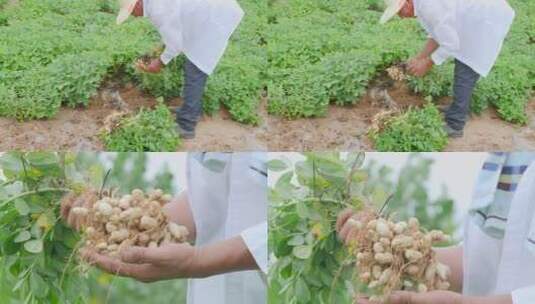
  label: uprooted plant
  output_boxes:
[346,208,451,302]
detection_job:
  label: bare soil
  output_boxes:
[0,81,533,152]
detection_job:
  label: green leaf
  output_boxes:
[274,171,295,200]
[267,159,288,172]
[0,152,23,177]
[30,272,49,298]
[26,152,58,167]
[295,277,311,303]
[292,245,313,259]
[12,277,26,292]
[296,201,310,219]
[14,230,31,243]
[24,239,43,253]
[14,199,30,216]
[287,235,305,246]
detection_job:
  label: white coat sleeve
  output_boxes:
[161,47,177,65]
[159,24,184,65]
[241,221,268,275]
[513,286,535,304]
[419,0,460,65]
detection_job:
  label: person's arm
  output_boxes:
[464,295,512,304]
[190,235,259,277]
[407,38,438,77]
[82,234,258,282]
[416,38,440,60]
[163,191,197,242]
[435,246,463,292]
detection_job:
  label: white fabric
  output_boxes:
[186,152,267,304]
[414,0,515,77]
[463,163,535,304]
[143,0,244,75]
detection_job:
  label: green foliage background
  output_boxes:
[268,152,455,304]
[0,152,186,303]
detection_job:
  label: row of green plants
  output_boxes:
[0,0,266,125]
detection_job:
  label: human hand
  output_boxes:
[407,56,433,77]
[82,242,200,282]
[60,190,97,230]
[355,291,463,304]
[136,57,164,74]
[336,208,374,246]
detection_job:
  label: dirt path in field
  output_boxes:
[0,84,268,151]
[266,80,535,151]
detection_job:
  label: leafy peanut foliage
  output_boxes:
[268,153,455,304]
[102,103,181,152]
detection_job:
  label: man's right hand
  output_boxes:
[60,190,96,230]
[336,208,373,246]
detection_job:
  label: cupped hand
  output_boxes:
[60,190,96,230]
[407,57,434,77]
[336,208,372,246]
[81,242,199,282]
[136,57,164,74]
[355,291,463,304]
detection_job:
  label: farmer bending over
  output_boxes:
[380,0,515,138]
[117,0,244,139]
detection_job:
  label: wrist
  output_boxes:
[188,245,210,278]
[462,295,513,304]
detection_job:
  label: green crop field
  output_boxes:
[0,0,533,151]
[266,0,535,151]
[0,0,266,151]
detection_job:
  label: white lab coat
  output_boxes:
[414,0,515,77]
[464,162,535,303]
[185,152,267,304]
[143,0,244,75]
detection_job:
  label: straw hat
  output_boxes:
[116,0,138,25]
[380,0,405,24]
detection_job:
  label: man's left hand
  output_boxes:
[136,57,164,74]
[82,243,199,282]
[356,291,463,304]
[407,56,434,77]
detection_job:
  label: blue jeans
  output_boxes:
[445,59,481,131]
[176,59,208,132]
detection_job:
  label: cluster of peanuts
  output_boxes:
[386,66,407,82]
[67,188,189,257]
[347,211,451,302]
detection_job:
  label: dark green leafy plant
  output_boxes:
[370,104,448,152]
[0,151,186,303]
[0,152,85,303]
[102,103,181,152]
